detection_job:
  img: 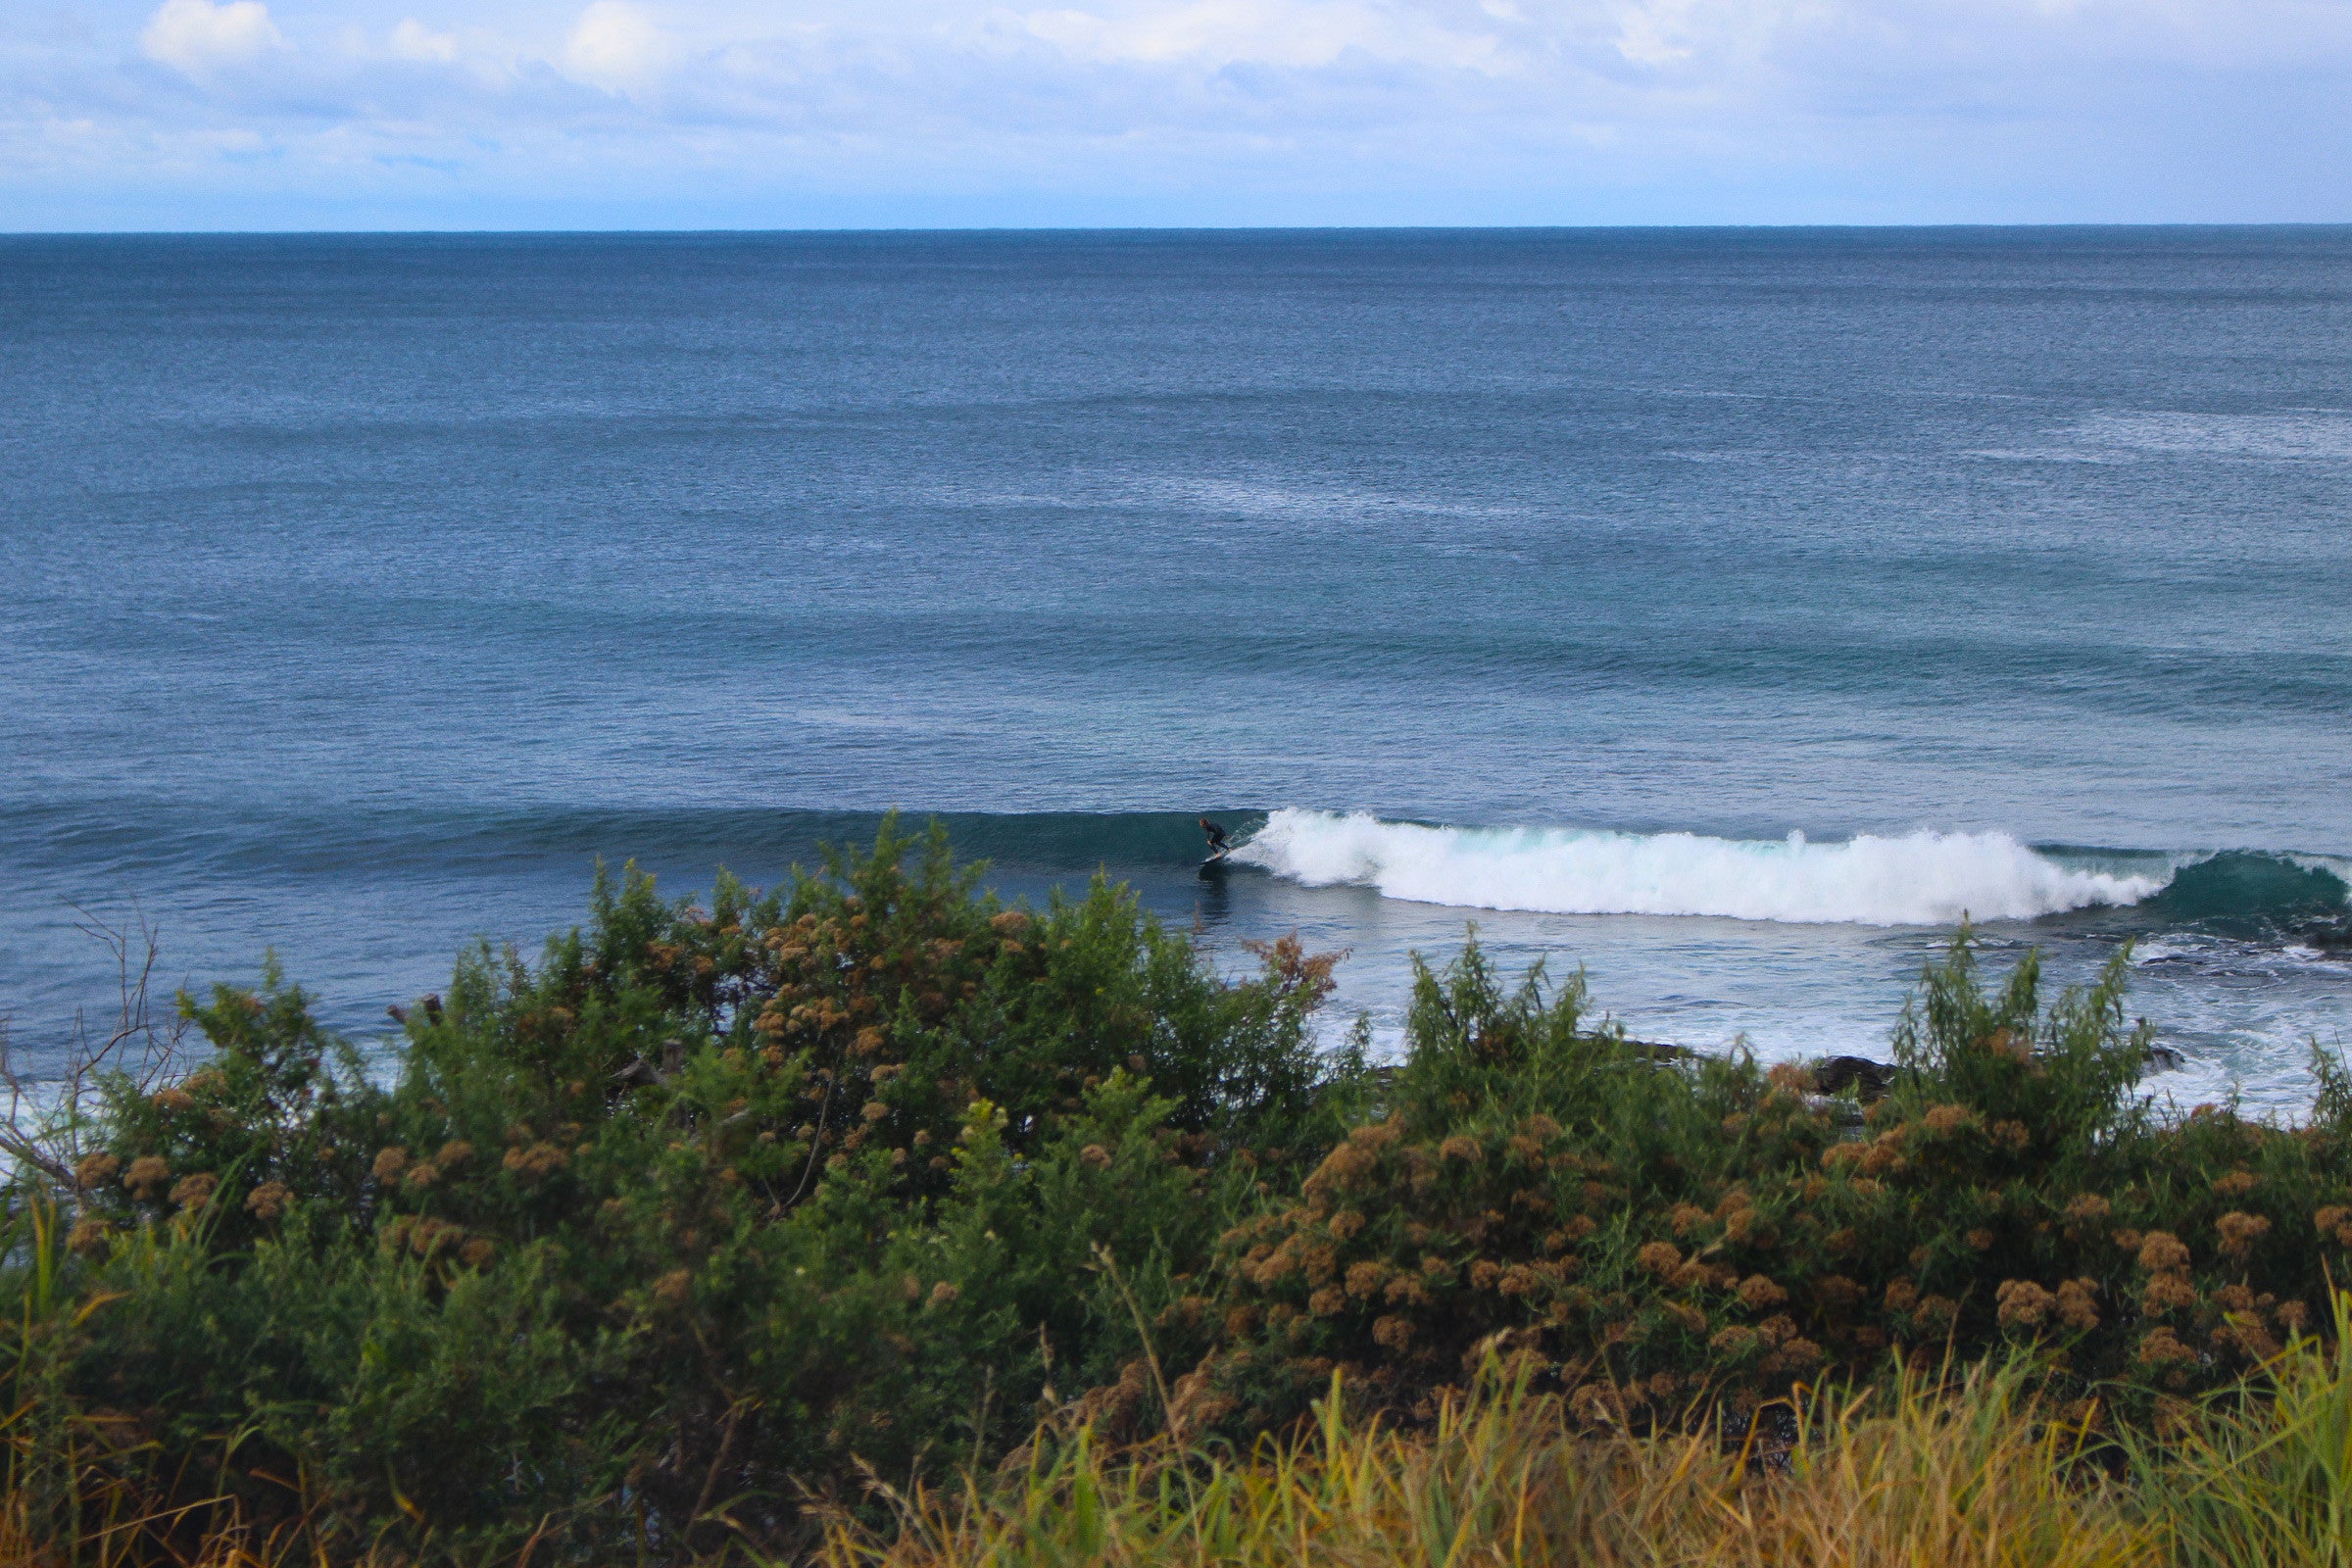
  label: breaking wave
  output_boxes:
[1234,809,2169,926]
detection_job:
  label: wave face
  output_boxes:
[1235,809,2169,926]
[2134,851,2352,932]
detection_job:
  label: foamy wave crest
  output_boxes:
[1235,810,2165,926]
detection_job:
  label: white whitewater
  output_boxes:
[1236,809,2165,927]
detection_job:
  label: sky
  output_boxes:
[1,0,2348,229]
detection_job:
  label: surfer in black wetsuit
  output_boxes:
[1199,817,1232,858]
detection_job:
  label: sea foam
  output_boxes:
[1235,809,2165,926]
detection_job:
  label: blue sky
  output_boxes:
[3,0,2348,229]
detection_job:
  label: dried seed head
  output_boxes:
[502,1143,569,1181]
[1911,1294,1958,1328]
[2055,1278,2100,1331]
[1995,1279,2056,1328]
[244,1180,292,1221]
[2064,1193,2112,1226]
[166,1175,219,1212]
[2216,1211,2272,1260]
[1923,1103,1978,1136]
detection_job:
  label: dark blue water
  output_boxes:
[3,229,2348,1105]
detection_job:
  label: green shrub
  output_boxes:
[33,816,1347,1558]
[11,820,2352,1563]
[1200,934,2352,1437]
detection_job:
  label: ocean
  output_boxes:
[2,228,2347,1108]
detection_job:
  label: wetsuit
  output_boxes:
[1200,818,1231,856]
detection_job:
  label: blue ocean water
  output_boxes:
[2,229,2348,1105]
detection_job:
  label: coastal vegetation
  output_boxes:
[5,817,2352,1564]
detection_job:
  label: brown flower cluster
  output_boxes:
[1994,1277,2099,1332]
[2215,1210,2272,1261]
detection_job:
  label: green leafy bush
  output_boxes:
[1201,937,2352,1436]
[8,820,2352,1563]
[30,818,1346,1558]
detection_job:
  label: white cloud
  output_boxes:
[7,0,2351,224]
[1614,0,1697,65]
[1021,0,1510,70]
[564,0,672,90]
[388,18,460,62]
[140,0,287,74]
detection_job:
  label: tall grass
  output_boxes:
[820,1358,2160,1568]
[14,1292,2352,1565]
[816,1307,2352,1568]
[2133,1291,2352,1568]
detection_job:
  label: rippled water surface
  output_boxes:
[2,230,2347,1104]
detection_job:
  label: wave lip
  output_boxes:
[1234,809,2166,927]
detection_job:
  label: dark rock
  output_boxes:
[1809,1055,1896,1101]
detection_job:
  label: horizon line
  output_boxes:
[8,220,2352,240]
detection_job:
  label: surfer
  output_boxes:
[1199,817,1232,859]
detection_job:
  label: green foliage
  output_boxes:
[1205,930,2352,1439]
[9,822,2352,1564]
[21,815,1345,1560]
